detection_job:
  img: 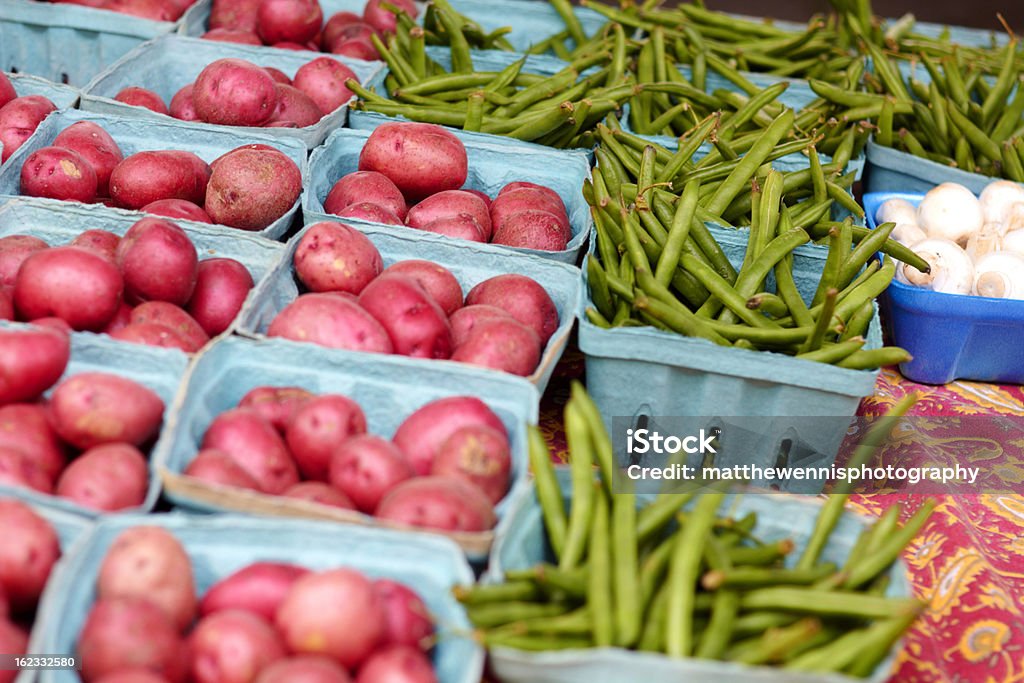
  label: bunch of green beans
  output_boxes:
[458,387,931,677]
[585,113,922,367]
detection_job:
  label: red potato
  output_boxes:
[292,58,357,116]
[130,302,209,352]
[209,0,261,31]
[419,214,485,243]
[0,234,48,287]
[238,386,313,433]
[283,481,356,509]
[491,186,568,222]
[448,305,512,347]
[169,84,201,122]
[55,443,149,511]
[94,671,172,683]
[362,0,417,34]
[451,318,541,376]
[321,11,365,48]
[0,498,60,612]
[71,229,121,263]
[204,147,301,231]
[499,181,565,206]
[201,562,309,621]
[115,87,169,115]
[0,289,10,321]
[189,610,286,683]
[324,171,407,220]
[431,424,511,503]
[0,74,14,110]
[275,569,386,669]
[285,394,367,481]
[328,435,413,513]
[142,198,213,224]
[336,203,404,226]
[211,143,278,167]
[186,258,254,336]
[193,59,279,127]
[255,656,352,683]
[331,38,379,61]
[102,301,133,333]
[13,247,123,330]
[256,0,322,45]
[202,28,263,44]
[110,323,191,351]
[294,222,383,295]
[0,619,27,683]
[78,598,187,683]
[374,580,433,650]
[358,123,467,203]
[268,293,393,353]
[0,95,56,163]
[326,23,376,54]
[117,217,199,306]
[97,526,197,631]
[406,191,492,240]
[491,210,572,252]
[358,275,454,359]
[48,372,164,449]
[53,121,124,197]
[268,84,323,128]
[0,446,51,493]
[355,646,437,683]
[0,404,66,483]
[264,67,292,84]
[20,146,98,203]
[103,0,175,21]
[27,316,72,333]
[0,326,69,404]
[201,408,299,494]
[109,150,211,210]
[377,476,496,532]
[184,448,261,491]
[465,274,559,345]
[392,397,506,475]
[381,260,463,317]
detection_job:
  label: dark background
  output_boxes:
[588,0,1024,32]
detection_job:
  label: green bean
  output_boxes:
[837,221,895,288]
[588,488,614,647]
[612,493,640,648]
[586,307,612,328]
[844,608,923,676]
[729,618,822,665]
[804,224,930,273]
[493,607,593,637]
[981,39,1019,128]
[800,288,838,354]
[633,294,732,345]
[843,500,937,589]
[811,227,843,308]
[992,87,1024,143]
[560,402,594,571]
[795,338,866,364]
[746,292,789,318]
[840,300,875,342]
[637,493,693,544]
[685,256,779,329]
[528,425,567,558]
[570,380,615,497]
[740,588,921,619]
[733,612,800,637]
[836,347,911,370]
[530,563,588,598]
[638,583,669,652]
[947,99,1003,163]
[1003,141,1024,182]
[655,179,700,287]
[467,601,572,628]
[703,564,837,590]
[722,226,810,325]
[727,539,795,567]
[550,0,586,47]
[483,632,592,651]
[666,493,725,657]
[455,581,540,605]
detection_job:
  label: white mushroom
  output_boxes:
[874,197,918,226]
[1001,229,1024,257]
[1004,202,1024,233]
[891,222,927,247]
[973,252,1024,299]
[965,222,1004,261]
[896,238,975,295]
[979,180,1024,225]
[916,182,984,245]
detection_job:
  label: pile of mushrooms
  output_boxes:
[876,180,1024,299]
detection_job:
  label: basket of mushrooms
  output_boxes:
[864,180,1024,385]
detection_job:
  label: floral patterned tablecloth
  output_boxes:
[538,351,1024,683]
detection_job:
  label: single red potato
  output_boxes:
[201,562,309,621]
[362,0,417,34]
[0,403,66,484]
[129,301,209,351]
[0,498,60,612]
[202,27,263,44]
[331,38,379,61]
[0,289,10,321]
[169,84,201,122]
[406,191,492,240]
[321,170,407,220]
[264,67,292,84]
[267,293,394,353]
[256,0,323,45]
[20,146,98,203]
[355,646,437,683]
[238,386,313,433]
[14,247,124,331]
[381,260,463,317]
[184,448,261,491]
[292,57,357,116]
[109,150,211,210]
[335,203,404,226]
[78,598,188,683]
[193,58,279,126]
[255,656,352,683]
[71,229,121,263]
[451,317,542,376]
[109,323,192,352]
[465,274,559,345]
[275,568,386,669]
[328,435,413,514]
[101,301,133,334]
[491,186,568,225]
[285,394,367,481]
[283,481,356,510]
[186,258,254,336]
[498,181,566,207]
[0,74,15,110]
[117,217,199,306]
[201,408,299,494]
[268,84,323,128]
[431,424,512,503]
[374,580,434,650]
[326,23,376,54]
[419,214,486,243]
[0,234,48,288]
[448,305,512,347]
[0,95,56,163]
[0,446,51,493]
[491,209,572,252]
[53,121,124,197]
[209,0,261,31]
[294,221,383,295]
[188,610,286,683]
[48,372,165,449]
[321,11,367,48]
[358,123,468,202]
[142,198,213,224]
[56,442,149,512]
[114,87,169,115]
[204,147,301,231]
[358,275,454,359]
[392,396,506,475]
[0,326,69,404]
[376,476,496,532]
[97,526,197,630]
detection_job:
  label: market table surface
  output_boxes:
[538,347,1024,683]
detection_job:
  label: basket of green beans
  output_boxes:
[458,386,929,682]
